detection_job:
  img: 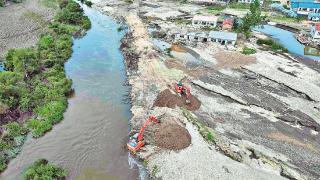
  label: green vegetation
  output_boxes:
[182,108,215,143]
[257,38,288,53]
[23,159,67,180]
[0,0,5,7]
[228,2,251,9]
[151,165,159,177]
[268,15,304,23]
[207,5,225,15]
[236,0,265,37]
[242,46,257,55]
[24,11,45,25]
[0,0,23,6]
[0,0,91,173]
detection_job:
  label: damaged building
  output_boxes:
[172,31,237,45]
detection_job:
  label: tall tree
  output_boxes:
[238,0,264,37]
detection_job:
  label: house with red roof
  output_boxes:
[222,18,234,30]
[311,23,320,39]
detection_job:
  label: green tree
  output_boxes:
[23,159,67,180]
[237,0,264,37]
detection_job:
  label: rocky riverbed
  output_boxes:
[94,0,320,179]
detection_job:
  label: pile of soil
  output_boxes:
[154,123,191,150]
[153,89,201,111]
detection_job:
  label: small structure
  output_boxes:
[192,15,218,28]
[310,23,320,40]
[172,31,237,45]
[209,31,237,45]
[222,18,234,30]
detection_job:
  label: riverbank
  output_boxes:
[0,0,91,174]
[95,0,320,179]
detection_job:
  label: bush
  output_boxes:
[257,38,288,52]
[84,0,92,7]
[242,47,257,55]
[4,122,28,137]
[27,119,52,138]
[0,0,5,7]
[35,101,67,124]
[23,159,67,180]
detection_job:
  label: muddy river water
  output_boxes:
[1,6,141,180]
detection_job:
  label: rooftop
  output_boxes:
[209,31,238,41]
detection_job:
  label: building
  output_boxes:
[172,31,237,45]
[222,18,234,30]
[291,0,320,16]
[310,23,320,39]
[238,0,264,4]
[192,15,219,28]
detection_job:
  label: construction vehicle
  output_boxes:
[175,81,191,104]
[127,115,159,153]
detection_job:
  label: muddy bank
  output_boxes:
[0,0,55,58]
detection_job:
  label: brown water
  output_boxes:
[1,6,141,180]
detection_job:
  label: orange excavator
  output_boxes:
[127,115,159,153]
[175,81,191,104]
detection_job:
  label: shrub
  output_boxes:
[0,155,7,172]
[0,71,26,108]
[257,38,288,52]
[35,101,67,124]
[23,159,67,180]
[4,122,28,137]
[242,47,257,55]
[84,0,92,7]
[27,119,52,137]
[81,16,91,30]
[0,0,5,7]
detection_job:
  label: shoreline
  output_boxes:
[94,1,320,179]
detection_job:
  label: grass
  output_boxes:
[207,5,225,15]
[23,11,46,25]
[151,165,159,177]
[268,15,301,23]
[242,47,257,55]
[257,38,288,53]
[228,2,251,9]
[40,0,58,9]
[181,108,215,143]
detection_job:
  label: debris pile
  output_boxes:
[154,123,191,150]
[153,89,201,110]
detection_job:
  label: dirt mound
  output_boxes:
[155,123,191,150]
[153,89,201,111]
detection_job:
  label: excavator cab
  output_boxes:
[127,115,159,153]
[175,81,191,104]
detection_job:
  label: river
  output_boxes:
[254,25,320,61]
[1,5,141,180]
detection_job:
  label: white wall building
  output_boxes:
[192,15,219,28]
[173,31,237,45]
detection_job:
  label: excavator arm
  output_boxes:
[137,115,159,141]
